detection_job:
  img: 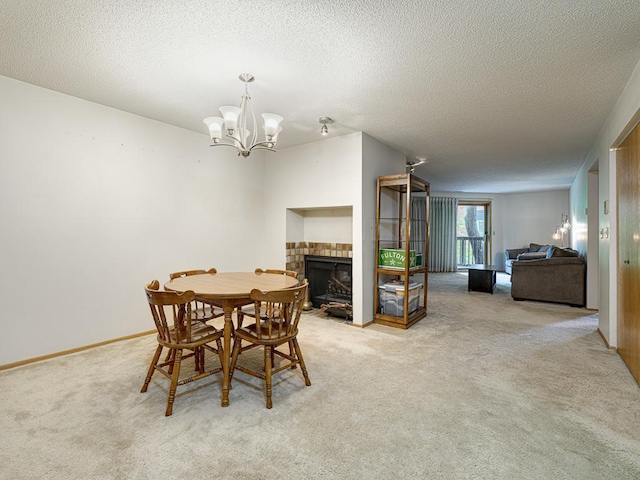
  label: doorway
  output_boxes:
[457,202,492,268]
[616,120,640,384]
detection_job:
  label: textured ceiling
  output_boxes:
[2,0,640,193]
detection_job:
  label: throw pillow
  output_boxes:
[538,245,551,252]
[517,252,548,261]
[551,247,579,258]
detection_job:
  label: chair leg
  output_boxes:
[194,347,201,373]
[237,311,244,329]
[141,345,163,393]
[289,340,297,369]
[229,337,242,383]
[166,349,183,416]
[197,346,206,373]
[265,346,273,409]
[292,339,311,386]
[215,338,224,367]
[167,349,176,374]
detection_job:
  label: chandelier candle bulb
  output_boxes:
[219,106,241,133]
[262,113,283,139]
[203,117,224,143]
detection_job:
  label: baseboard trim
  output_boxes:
[597,328,616,350]
[355,320,374,328]
[0,330,156,371]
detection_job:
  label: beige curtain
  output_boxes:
[429,197,458,272]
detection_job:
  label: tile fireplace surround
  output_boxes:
[285,242,353,278]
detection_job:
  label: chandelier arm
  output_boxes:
[209,142,247,152]
[244,93,258,149]
[248,144,276,153]
[249,140,279,150]
[225,131,247,151]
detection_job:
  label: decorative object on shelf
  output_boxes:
[203,73,283,157]
[319,117,333,136]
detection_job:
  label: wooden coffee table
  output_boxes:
[467,264,498,294]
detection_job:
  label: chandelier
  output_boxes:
[552,213,571,246]
[203,73,283,157]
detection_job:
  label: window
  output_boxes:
[456,202,491,267]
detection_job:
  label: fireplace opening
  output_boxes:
[304,255,352,320]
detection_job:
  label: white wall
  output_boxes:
[362,133,406,324]
[587,170,600,309]
[568,157,600,310]
[263,133,365,322]
[571,56,640,345]
[0,76,266,364]
[502,190,570,251]
[291,207,353,243]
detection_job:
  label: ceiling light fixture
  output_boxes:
[319,117,333,136]
[203,73,283,157]
[406,157,426,174]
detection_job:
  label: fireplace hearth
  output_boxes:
[304,255,352,320]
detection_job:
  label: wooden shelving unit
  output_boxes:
[374,173,430,329]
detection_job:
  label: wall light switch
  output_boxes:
[604,200,609,215]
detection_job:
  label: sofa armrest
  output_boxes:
[505,247,529,260]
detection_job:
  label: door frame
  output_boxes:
[457,200,492,267]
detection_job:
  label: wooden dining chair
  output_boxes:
[169,268,224,323]
[229,280,310,409]
[237,268,299,328]
[141,280,224,416]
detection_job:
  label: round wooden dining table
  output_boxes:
[164,271,298,407]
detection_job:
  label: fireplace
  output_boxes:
[304,255,353,320]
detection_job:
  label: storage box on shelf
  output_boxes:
[378,249,421,269]
[378,281,424,317]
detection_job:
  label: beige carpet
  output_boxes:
[2,272,640,479]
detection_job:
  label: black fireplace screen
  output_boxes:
[304,255,352,319]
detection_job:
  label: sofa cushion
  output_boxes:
[517,252,548,261]
[547,247,579,258]
[529,243,551,252]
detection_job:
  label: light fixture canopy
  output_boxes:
[319,117,333,136]
[203,74,283,157]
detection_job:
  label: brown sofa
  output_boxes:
[510,246,586,307]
